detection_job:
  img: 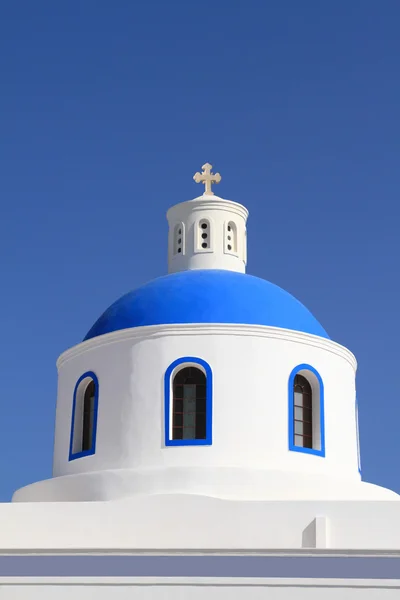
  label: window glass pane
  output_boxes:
[302,407,312,423]
[196,384,206,399]
[195,412,206,439]
[294,406,303,420]
[173,427,183,440]
[173,384,183,399]
[183,383,196,439]
[303,421,312,436]
[294,392,303,407]
[173,413,183,427]
[174,398,183,414]
[293,373,313,451]
[196,397,206,414]
[294,421,304,434]
[302,393,312,409]
[303,435,313,449]
[183,383,196,400]
[182,426,195,440]
[82,380,95,452]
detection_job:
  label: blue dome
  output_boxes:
[84,270,329,341]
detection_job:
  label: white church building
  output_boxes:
[1,164,400,598]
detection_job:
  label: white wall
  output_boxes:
[4,493,400,596]
[14,323,396,503]
[54,324,358,490]
[5,495,400,550]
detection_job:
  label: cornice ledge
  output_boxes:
[57,323,356,370]
[167,198,249,220]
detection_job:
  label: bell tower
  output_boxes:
[167,163,249,274]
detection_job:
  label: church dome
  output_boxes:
[84,269,329,341]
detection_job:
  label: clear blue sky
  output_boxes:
[1,0,399,501]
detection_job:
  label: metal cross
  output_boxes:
[193,163,221,195]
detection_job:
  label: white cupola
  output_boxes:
[167,163,248,274]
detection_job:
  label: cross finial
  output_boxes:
[193,163,221,195]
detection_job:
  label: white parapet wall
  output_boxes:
[1,497,400,597]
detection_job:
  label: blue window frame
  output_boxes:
[288,364,325,457]
[69,371,99,461]
[164,357,212,446]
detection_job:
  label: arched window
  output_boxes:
[69,372,99,460]
[293,374,313,448]
[164,357,212,446]
[173,367,206,440]
[197,219,211,251]
[173,222,185,255]
[225,221,238,254]
[288,364,325,457]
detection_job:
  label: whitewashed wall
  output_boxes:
[13,323,395,503]
[3,495,400,597]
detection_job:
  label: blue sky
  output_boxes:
[1,0,399,501]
